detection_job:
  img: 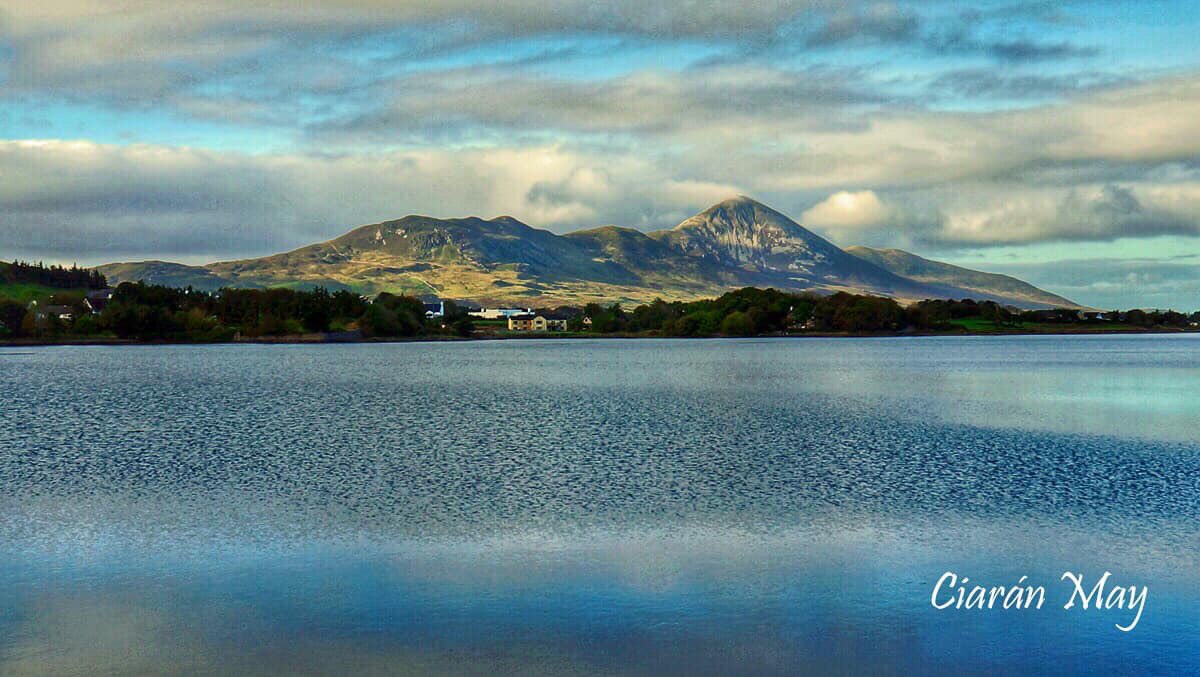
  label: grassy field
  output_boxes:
[947,317,1005,332]
[0,282,85,304]
[1023,321,1145,333]
[948,318,1149,333]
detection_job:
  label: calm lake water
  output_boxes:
[1,336,1198,675]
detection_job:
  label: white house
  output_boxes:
[470,307,532,319]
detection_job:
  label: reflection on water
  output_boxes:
[1,336,1198,674]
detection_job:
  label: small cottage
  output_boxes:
[508,313,569,332]
[423,301,445,318]
[84,289,114,314]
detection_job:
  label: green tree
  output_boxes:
[372,293,425,335]
[298,287,333,332]
[451,317,475,337]
[71,313,100,336]
[0,300,26,338]
[360,304,408,337]
[720,311,756,336]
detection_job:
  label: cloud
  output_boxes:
[0,0,828,106]
[983,39,1098,62]
[2,1,820,38]
[0,139,742,262]
[0,3,910,140]
[301,65,1200,197]
[814,179,1200,252]
[0,0,1108,123]
[925,9,1099,63]
[8,69,1200,265]
[931,183,1200,246]
[688,73,1200,196]
[984,257,1200,311]
[1,3,1198,276]
[801,190,893,229]
[804,3,919,47]
[309,63,886,143]
[928,68,1128,101]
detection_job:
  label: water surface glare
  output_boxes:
[1,336,1198,674]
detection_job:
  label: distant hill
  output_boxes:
[844,246,1079,309]
[94,261,245,292]
[98,197,1079,308]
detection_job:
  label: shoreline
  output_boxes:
[2,326,1195,348]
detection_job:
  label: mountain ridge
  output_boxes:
[844,246,1078,309]
[97,196,1079,309]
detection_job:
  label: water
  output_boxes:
[1,336,1198,675]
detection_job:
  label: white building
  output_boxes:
[469,307,532,320]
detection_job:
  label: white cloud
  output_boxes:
[1,1,1197,312]
[309,68,1200,200]
[928,183,1200,246]
[2,3,1200,262]
[0,139,742,262]
[801,190,893,229]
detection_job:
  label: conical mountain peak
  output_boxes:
[684,195,789,227]
[706,194,775,211]
[652,196,846,271]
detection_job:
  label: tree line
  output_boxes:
[2,278,1196,341]
[579,289,934,335]
[1,282,475,340]
[576,289,1199,336]
[2,260,107,289]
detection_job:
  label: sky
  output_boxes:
[2,1,1200,309]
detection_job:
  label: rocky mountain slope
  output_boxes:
[98,197,1078,308]
[845,246,1078,309]
[646,198,953,299]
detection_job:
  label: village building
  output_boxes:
[470,307,532,319]
[84,288,114,314]
[507,312,570,332]
[27,300,75,322]
[423,301,444,318]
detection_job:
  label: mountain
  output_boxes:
[95,261,245,291]
[646,197,956,299]
[98,196,1078,308]
[845,246,1078,309]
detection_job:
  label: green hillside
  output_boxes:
[0,281,74,304]
[845,246,1081,309]
[0,261,99,303]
